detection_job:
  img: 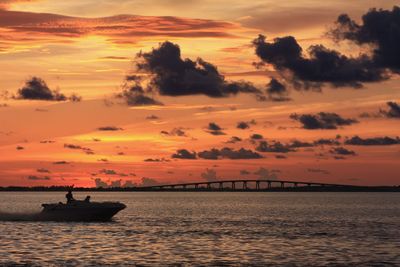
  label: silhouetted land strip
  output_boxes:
[0,179,399,192]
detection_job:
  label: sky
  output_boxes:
[0,0,399,187]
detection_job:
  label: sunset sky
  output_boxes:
[0,0,399,187]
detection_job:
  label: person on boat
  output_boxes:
[84,195,91,202]
[66,189,74,203]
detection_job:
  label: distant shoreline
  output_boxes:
[0,186,399,192]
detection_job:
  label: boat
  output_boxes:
[38,200,126,222]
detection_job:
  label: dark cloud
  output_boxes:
[37,168,50,173]
[237,121,250,129]
[135,41,261,97]
[205,122,226,135]
[289,140,314,148]
[161,127,187,137]
[253,34,386,89]
[275,155,287,159]
[53,161,69,165]
[345,136,400,146]
[256,141,293,153]
[64,143,94,154]
[250,133,263,140]
[314,138,341,146]
[225,136,242,144]
[99,169,117,175]
[97,126,123,131]
[266,78,291,101]
[146,114,159,120]
[237,120,256,130]
[117,75,163,106]
[290,112,358,129]
[201,168,218,182]
[15,77,81,102]
[16,146,24,150]
[330,146,356,155]
[198,147,262,160]
[380,101,400,119]
[172,149,197,159]
[331,7,400,73]
[16,77,66,101]
[27,175,51,181]
[144,158,170,162]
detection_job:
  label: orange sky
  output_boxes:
[0,0,399,187]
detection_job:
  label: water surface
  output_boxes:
[0,192,399,266]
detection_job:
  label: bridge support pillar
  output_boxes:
[243,181,247,190]
[219,182,223,190]
[232,182,235,190]
[281,182,284,188]
[207,183,211,189]
[195,184,198,189]
[256,181,260,190]
[268,181,271,189]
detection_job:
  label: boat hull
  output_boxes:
[39,202,126,222]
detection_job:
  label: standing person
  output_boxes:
[66,189,74,203]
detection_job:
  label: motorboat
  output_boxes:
[39,200,126,222]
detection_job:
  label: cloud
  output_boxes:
[99,169,117,175]
[117,75,163,106]
[36,168,50,173]
[254,34,386,89]
[16,77,66,101]
[289,140,314,148]
[201,168,218,182]
[14,77,81,102]
[253,167,279,180]
[97,126,123,131]
[345,136,400,146]
[144,158,170,162]
[380,101,400,119]
[146,115,160,120]
[0,9,240,51]
[290,112,358,129]
[256,141,293,153]
[64,143,94,154]
[0,0,36,9]
[330,7,400,73]
[135,41,261,97]
[171,149,197,159]
[330,146,356,156]
[237,121,250,129]
[250,133,263,140]
[27,175,51,181]
[161,127,187,137]
[266,78,291,101]
[205,122,226,135]
[225,136,242,144]
[314,138,341,146]
[198,147,262,160]
[236,119,256,130]
[53,161,69,165]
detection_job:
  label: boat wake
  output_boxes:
[0,211,43,222]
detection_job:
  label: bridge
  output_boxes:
[136,179,363,192]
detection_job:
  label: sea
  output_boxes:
[0,192,399,266]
